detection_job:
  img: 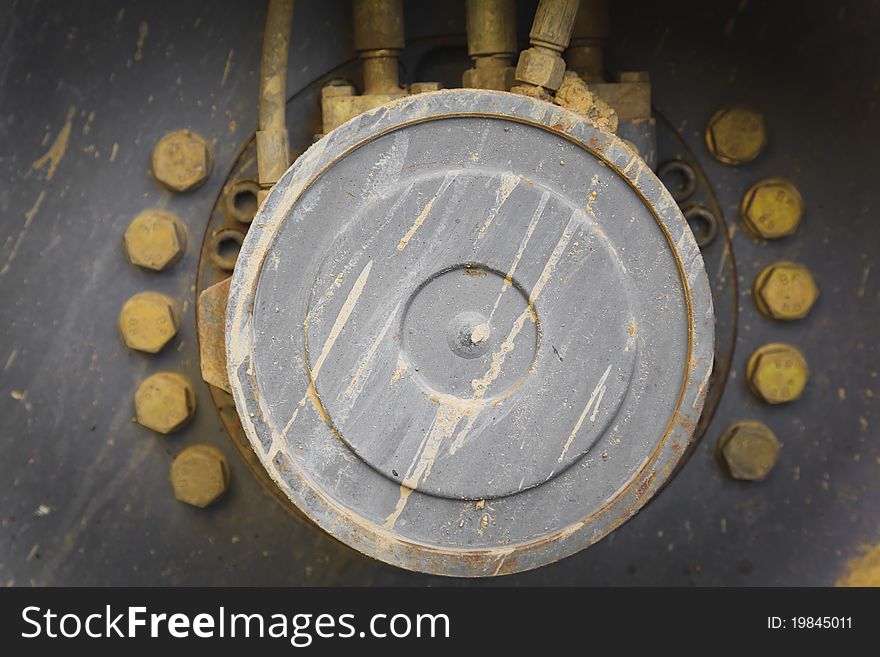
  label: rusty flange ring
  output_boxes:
[226,90,714,576]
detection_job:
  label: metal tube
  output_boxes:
[256,0,294,192]
[463,0,517,90]
[353,0,404,95]
[529,0,580,53]
[466,0,516,59]
[513,0,579,94]
[566,0,609,83]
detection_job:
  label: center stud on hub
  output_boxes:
[447,310,491,359]
[401,264,537,401]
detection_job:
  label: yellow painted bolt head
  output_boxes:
[134,372,196,434]
[754,261,819,320]
[746,343,809,404]
[118,291,180,353]
[123,209,187,271]
[151,129,213,192]
[705,106,766,165]
[717,420,780,481]
[741,178,804,239]
[170,445,230,508]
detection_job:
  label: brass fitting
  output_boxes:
[123,209,187,271]
[463,0,517,91]
[513,0,580,95]
[151,130,212,192]
[257,0,294,198]
[322,0,407,133]
[753,261,819,320]
[746,343,809,405]
[354,0,404,95]
[565,0,608,83]
[705,106,766,165]
[170,445,230,508]
[716,420,780,481]
[741,178,804,239]
[516,48,567,93]
[119,291,180,354]
[135,372,196,434]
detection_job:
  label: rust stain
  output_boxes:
[635,471,657,499]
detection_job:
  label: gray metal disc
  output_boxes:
[226,89,714,577]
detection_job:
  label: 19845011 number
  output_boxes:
[768,617,852,630]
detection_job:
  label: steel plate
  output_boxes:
[226,89,713,576]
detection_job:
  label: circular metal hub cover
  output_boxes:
[226,90,714,577]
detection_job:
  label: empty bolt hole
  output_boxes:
[210,229,244,271]
[658,160,697,202]
[224,179,261,224]
[683,205,719,248]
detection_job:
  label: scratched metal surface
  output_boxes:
[0,0,877,586]
[225,90,713,576]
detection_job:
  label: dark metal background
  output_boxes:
[1,0,877,586]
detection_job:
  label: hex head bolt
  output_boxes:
[134,372,196,434]
[123,209,187,271]
[151,129,213,192]
[705,106,766,165]
[717,420,780,481]
[746,343,809,405]
[741,178,804,239]
[171,445,230,508]
[118,291,180,354]
[753,262,819,321]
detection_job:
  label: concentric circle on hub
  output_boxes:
[401,264,537,400]
[226,90,714,577]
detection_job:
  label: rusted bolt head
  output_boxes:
[705,107,766,165]
[134,372,196,434]
[746,343,809,404]
[152,129,213,192]
[118,291,180,353]
[515,47,566,91]
[716,420,780,481]
[170,445,230,508]
[741,178,804,239]
[754,261,819,320]
[123,209,187,271]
